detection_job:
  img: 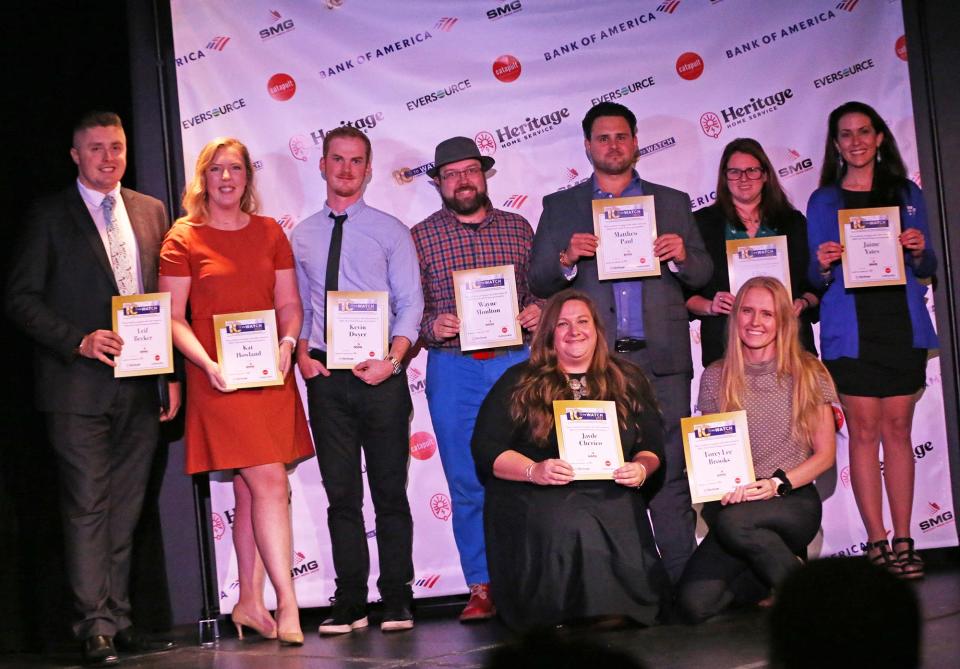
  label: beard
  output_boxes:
[441,184,490,217]
[591,148,637,176]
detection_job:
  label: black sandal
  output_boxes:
[892,537,925,580]
[866,539,903,576]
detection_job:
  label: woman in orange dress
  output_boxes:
[159,138,313,645]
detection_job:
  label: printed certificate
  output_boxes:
[111,292,173,378]
[681,410,756,504]
[592,195,661,280]
[325,291,389,369]
[553,400,624,480]
[726,235,792,297]
[213,310,283,389]
[838,207,906,288]
[452,265,522,352]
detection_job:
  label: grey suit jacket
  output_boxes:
[529,178,712,377]
[5,185,169,413]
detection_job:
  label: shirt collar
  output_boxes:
[591,170,642,197]
[323,198,367,220]
[77,179,121,209]
[440,205,496,230]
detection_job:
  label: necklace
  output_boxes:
[567,374,588,400]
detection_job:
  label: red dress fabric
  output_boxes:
[160,215,314,474]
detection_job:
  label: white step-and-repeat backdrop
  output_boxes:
[169,0,956,609]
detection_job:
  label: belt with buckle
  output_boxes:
[459,345,522,360]
[615,338,647,353]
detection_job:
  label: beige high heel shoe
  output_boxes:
[277,607,304,646]
[231,605,278,640]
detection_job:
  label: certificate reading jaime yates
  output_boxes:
[529,101,713,584]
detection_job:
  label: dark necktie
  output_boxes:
[325,213,347,313]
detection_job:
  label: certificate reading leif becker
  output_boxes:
[838,206,906,288]
[593,195,660,281]
[681,410,756,504]
[553,400,624,480]
[213,310,283,390]
[452,265,522,352]
[325,291,389,370]
[111,292,173,378]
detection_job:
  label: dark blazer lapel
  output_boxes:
[67,187,119,292]
[122,189,157,293]
[574,181,595,233]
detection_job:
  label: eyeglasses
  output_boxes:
[439,166,483,182]
[725,167,765,181]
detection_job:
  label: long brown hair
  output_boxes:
[717,277,835,444]
[714,137,795,232]
[179,137,259,224]
[510,290,658,445]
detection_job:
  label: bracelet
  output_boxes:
[524,462,536,482]
[635,462,647,488]
[559,250,573,269]
[279,336,297,348]
[799,296,810,309]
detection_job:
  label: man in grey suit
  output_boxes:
[529,102,712,583]
[5,112,179,666]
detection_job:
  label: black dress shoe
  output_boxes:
[114,627,176,654]
[81,635,119,667]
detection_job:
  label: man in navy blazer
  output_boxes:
[5,112,179,666]
[530,102,712,583]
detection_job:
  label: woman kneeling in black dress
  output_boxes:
[471,289,669,630]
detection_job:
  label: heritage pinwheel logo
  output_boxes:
[430,493,452,521]
[475,131,497,156]
[699,112,722,139]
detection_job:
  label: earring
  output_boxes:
[876,152,882,163]
[838,155,844,169]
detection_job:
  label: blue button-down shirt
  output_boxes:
[593,172,645,339]
[291,199,424,351]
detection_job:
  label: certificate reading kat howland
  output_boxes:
[325,291,389,369]
[681,410,756,504]
[592,195,660,280]
[212,310,283,390]
[452,265,522,352]
[111,292,174,378]
[838,206,906,288]
[553,400,624,480]
[725,235,792,297]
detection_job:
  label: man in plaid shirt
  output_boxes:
[412,136,541,622]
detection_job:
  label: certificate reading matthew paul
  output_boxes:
[681,410,755,503]
[213,310,283,390]
[592,195,660,280]
[325,291,389,369]
[111,292,174,378]
[838,206,906,288]
[553,400,625,480]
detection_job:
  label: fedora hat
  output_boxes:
[427,136,495,178]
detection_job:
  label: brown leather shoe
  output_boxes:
[81,635,119,667]
[459,583,496,622]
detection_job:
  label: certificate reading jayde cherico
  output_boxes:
[452,264,522,352]
[111,292,174,378]
[838,206,906,288]
[592,195,660,281]
[325,291,389,369]
[725,235,792,297]
[553,400,625,480]
[681,410,756,504]
[212,309,283,390]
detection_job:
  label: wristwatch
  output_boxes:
[772,468,793,496]
[385,355,403,376]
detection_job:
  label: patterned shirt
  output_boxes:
[412,206,541,349]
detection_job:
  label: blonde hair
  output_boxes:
[717,276,835,445]
[179,137,259,224]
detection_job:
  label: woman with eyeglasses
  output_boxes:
[807,101,938,579]
[686,138,819,368]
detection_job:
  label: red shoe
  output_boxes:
[459,583,496,622]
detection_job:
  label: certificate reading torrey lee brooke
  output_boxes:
[452,264,522,352]
[111,292,174,378]
[681,410,755,504]
[838,206,906,288]
[213,310,283,389]
[592,195,660,280]
[325,291,389,369]
[553,400,625,480]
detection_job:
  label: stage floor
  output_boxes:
[3,558,957,669]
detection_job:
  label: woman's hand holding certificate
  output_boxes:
[213,309,283,390]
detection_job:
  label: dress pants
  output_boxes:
[305,352,414,605]
[620,347,697,583]
[425,347,529,586]
[45,378,158,639]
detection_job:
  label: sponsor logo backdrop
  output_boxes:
[169,0,955,610]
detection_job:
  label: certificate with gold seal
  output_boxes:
[838,207,906,288]
[452,265,522,352]
[212,309,283,389]
[725,235,792,297]
[592,195,660,280]
[681,410,755,503]
[553,400,624,480]
[325,291,389,369]
[111,292,174,378]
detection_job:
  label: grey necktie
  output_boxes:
[101,194,137,295]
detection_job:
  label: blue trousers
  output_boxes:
[426,347,529,585]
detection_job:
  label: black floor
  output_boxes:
[2,562,957,669]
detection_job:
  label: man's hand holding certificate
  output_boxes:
[553,400,624,480]
[111,292,174,378]
[592,196,661,280]
[213,310,283,389]
[325,291,389,369]
[681,410,756,503]
[838,206,906,288]
[452,265,522,352]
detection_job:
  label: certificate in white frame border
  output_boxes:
[553,399,625,480]
[325,291,390,370]
[111,292,174,378]
[838,206,906,288]
[212,309,283,390]
[681,410,756,504]
[592,195,661,281]
[452,264,522,352]
[725,235,792,298]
